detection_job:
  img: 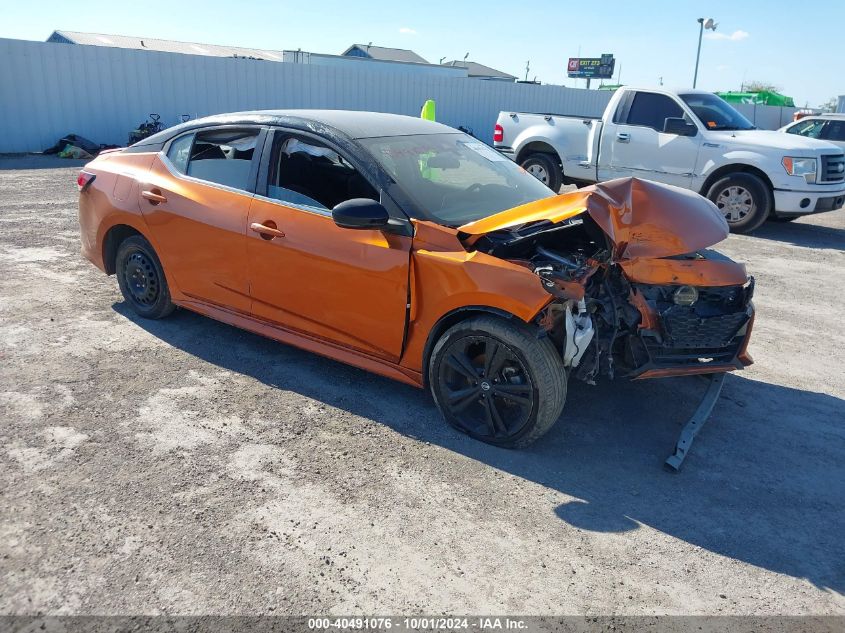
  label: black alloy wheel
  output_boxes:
[429,316,567,448]
[437,334,535,441]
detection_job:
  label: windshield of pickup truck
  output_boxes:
[680,93,756,131]
[360,133,555,225]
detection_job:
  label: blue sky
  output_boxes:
[2,0,841,107]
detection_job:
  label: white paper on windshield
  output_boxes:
[460,141,509,162]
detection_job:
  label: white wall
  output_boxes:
[0,38,612,152]
[0,38,797,153]
[733,103,798,129]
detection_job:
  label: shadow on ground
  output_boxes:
[114,302,845,594]
[755,218,845,252]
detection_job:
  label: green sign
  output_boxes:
[567,54,615,79]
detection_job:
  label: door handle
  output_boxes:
[616,133,631,143]
[141,189,167,204]
[250,222,285,239]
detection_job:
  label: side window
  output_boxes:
[787,119,825,138]
[183,129,259,190]
[266,135,378,210]
[820,120,845,142]
[166,133,193,174]
[626,92,685,132]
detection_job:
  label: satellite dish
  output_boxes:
[704,18,718,30]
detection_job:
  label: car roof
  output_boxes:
[131,109,459,148]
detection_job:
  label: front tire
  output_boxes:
[520,153,563,193]
[706,173,771,234]
[429,316,567,448]
[115,235,176,319]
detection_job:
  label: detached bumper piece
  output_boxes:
[665,373,725,471]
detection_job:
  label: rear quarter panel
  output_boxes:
[79,152,157,271]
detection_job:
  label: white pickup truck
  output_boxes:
[494,87,845,232]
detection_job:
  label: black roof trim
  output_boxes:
[129,110,458,149]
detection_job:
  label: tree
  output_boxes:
[741,80,781,93]
[819,96,838,112]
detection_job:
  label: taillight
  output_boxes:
[493,123,504,143]
[77,171,96,192]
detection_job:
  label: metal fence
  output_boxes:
[0,38,612,153]
[0,37,797,153]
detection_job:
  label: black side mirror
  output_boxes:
[663,117,698,137]
[332,198,390,230]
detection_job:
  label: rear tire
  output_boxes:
[520,153,563,193]
[429,316,566,448]
[115,235,176,319]
[706,173,771,234]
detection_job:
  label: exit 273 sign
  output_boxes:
[567,54,615,79]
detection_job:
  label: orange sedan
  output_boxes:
[78,110,754,449]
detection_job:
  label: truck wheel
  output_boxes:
[520,153,563,193]
[429,316,567,448]
[706,173,771,234]
[115,235,176,319]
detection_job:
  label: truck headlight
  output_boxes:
[782,157,817,184]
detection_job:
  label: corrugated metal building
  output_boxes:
[442,60,517,82]
[47,30,284,61]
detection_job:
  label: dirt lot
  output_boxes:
[1,156,843,616]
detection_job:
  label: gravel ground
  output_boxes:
[1,156,843,616]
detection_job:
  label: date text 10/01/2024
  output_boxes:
[307,617,528,630]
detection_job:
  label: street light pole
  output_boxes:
[693,18,705,89]
[693,17,718,89]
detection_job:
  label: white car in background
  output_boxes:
[780,114,845,150]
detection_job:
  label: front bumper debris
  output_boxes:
[664,373,725,471]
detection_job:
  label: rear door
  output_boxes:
[139,126,264,313]
[603,91,700,188]
[246,129,411,362]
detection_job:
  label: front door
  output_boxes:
[246,132,410,362]
[604,91,700,188]
[139,127,263,313]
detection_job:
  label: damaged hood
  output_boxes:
[458,177,729,259]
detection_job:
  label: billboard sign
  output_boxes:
[567,54,615,79]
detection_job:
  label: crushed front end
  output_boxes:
[459,177,755,385]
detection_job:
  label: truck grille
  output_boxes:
[820,154,845,183]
